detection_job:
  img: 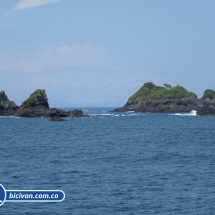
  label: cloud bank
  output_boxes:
[0,43,114,72]
[14,0,60,11]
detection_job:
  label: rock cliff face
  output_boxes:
[0,89,89,118]
[114,82,215,115]
[0,91,18,116]
[22,89,49,108]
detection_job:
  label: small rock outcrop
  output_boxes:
[113,82,215,115]
[49,116,67,122]
[69,109,90,118]
[0,91,18,116]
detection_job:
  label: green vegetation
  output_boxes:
[22,89,46,105]
[0,90,9,102]
[202,89,215,100]
[128,82,197,102]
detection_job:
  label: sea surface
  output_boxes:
[0,107,215,215]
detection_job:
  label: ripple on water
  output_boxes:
[0,110,215,214]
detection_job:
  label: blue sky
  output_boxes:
[1,0,215,107]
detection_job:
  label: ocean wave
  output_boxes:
[172,110,197,116]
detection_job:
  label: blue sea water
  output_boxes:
[0,107,215,214]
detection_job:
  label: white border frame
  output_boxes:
[0,184,6,206]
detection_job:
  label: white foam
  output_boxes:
[89,113,115,118]
[1,116,20,118]
[126,113,143,117]
[89,113,144,118]
[90,113,112,116]
[189,110,197,116]
[172,110,197,116]
[173,113,184,116]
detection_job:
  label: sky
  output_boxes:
[1,0,215,107]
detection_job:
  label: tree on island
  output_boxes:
[164,83,172,90]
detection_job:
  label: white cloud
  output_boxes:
[39,43,113,70]
[0,43,114,72]
[14,0,60,11]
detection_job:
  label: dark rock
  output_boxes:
[22,89,49,108]
[114,97,215,115]
[14,105,89,118]
[68,109,90,118]
[49,109,68,117]
[0,91,18,116]
[49,116,67,122]
[14,105,69,118]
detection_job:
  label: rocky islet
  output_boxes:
[113,82,215,116]
[0,89,89,118]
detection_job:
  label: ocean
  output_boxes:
[1,107,215,214]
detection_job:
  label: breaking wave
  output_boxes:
[89,113,144,118]
[172,110,197,116]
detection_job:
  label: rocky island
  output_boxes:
[113,82,215,115]
[0,89,89,119]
